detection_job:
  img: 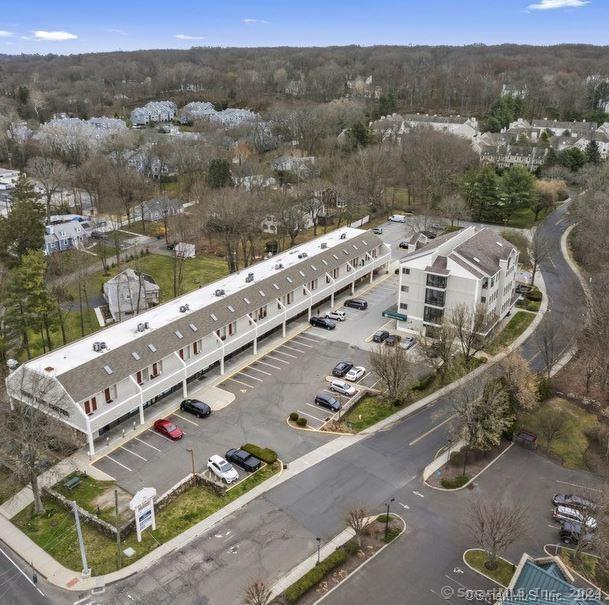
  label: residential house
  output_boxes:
[103,269,160,322]
[179,101,216,124]
[130,101,177,126]
[401,114,480,140]
[479,143,548,170]
[272,155,316,179]
[44,217,94,255]
[396,226,519,335]
[531,118,598,139]
[132,197,184,222]
[235,175,278,192]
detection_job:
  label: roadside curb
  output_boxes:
[285,417,352,437]
[462,549,513,588]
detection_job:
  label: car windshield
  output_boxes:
[165,423,177,432]
[219,461,232,473]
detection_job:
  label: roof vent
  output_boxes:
[245,272,254,283]
[93,342,103,352]
[104,365,113,375]
[131,352,140,360]
[215,289,225,297]
[340,233,347,240]
[496,241,503,247]
[274,263,283,270]
[320,242,328,249]
[473,256,480,263]
[179,304,190,313]
[297,252,308,259]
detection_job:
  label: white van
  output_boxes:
[388,214,406,223]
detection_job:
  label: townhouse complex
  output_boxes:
[6,228,390,454]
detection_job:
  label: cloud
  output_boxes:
[242,18,270,25]
[33,30,78,41]
[528,0,589,9]
[107,28,127,36]
[175,34,205,40]
[0,30,13,38]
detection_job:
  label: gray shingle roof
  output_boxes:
[453,228,515,276]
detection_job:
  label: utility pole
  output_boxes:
[187,448,196,485]
[71,501,90,577]
[115,489,122,570]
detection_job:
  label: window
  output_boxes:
[285,291,294,305]
[491,277,495,288]
[482,279,489,289]
[310,279,318,291]
[151,361,162,378]
[425,289,446,307]
[426,274,447,289]
[104,387,115,404]
[400,303,408,310]
[401,285,409,293]
[332,268,339,279]
[424,306,444,324]
[257,305,267,320]
[216,326,227,341]
[228,321,237,336]
[84,397,97,415]
[193,340,201,355]
[402,267,410,275]
[481,296,487,303]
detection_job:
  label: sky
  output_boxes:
[0,0,607,55]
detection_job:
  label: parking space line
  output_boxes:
[291,337,313,348]
[147,428,177,443]
[304,402,329,416]
[297,410,326,423]
[274,349,297,359]
[173,412,199,426]
[104,455,132,471]
[297,334,322,343]
[134,436,161,452]
[239,371,263,382]
[256,360,281,370]
[281,344,305,354]
[266,354,289,365]
[247,365,272,376]
[120,446,147,461]
[227,377,255,388]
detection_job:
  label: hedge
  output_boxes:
[241,443,278,465]
[441,474,469,489]
[283,547,348,603]
[412,373,435,391]
[289,412,299,422]
[296,417,307,427]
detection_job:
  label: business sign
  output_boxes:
[129,487,157,542]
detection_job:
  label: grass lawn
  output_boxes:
[521,398,600,469]
[13,462,279,576]
[0,467,24,505]
[465,549,515,586]
[53,474,119,525]
[504,206,553,229]
[487,311,535,354]
[341,395,404,432]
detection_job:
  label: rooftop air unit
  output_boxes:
[340,233,347,240]
[320,243,328,249]
[137,323,146,332]
[274,263,283,270]
[297,252,308,259]
[179,304,190,313]
[245,273,254,283]
[93,342,102,352]
[215,289,225,297]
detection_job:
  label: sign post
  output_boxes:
[129,487,157,543]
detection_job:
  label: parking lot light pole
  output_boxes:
[187,448,196,484]
[384,498,395,539]
[316,537,321,565]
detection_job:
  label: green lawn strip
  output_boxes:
[487,311,535,354]
[13,463,279,576]
[52,474,118,524]
[521,399,599,468]
[0,467,25,505]
[465,549,515,587]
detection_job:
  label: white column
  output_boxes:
[346,261,355,294]
[129,375,145,424]
[365,252,374,283]
[174,351,188,397]
[325,273,336,306]
[302,285,313,319]
[212,331,226,374]
[248,313,258,354]
[84,416,95,456]
[276,298,287,337]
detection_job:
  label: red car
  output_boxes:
[153,418,184,440]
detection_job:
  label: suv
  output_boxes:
[325,310,346,322]
[332,361,353,377]
[315,392,341,412]
[372,227,383,235]
[560,521,594,546]
[180,399,212,418]
[385,334,401,346]
[330,379,356,396]
[399,336,416,350]
[225,448,262,472]
[552,494,596,512]
[552,505,597,529]
[310,316,336,330]
[372,330,390,343]
[344,298,368,310]
[399,240,409,249]
[207,455,239,484]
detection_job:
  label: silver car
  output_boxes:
[330,379,356,397]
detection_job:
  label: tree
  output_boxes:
[0,173,45,262]
[500,352,539,412]
[439,193,468,226]
[467,498,529,570]
[484,95,525,132]
[533,179,567,220]
[535,315,558,380]
[461,166,502,223]
[26,157,68,224]
[585,140,601,165]
[449,304,489,367]
[501,230,530,268]
[0,370,80,515]
[207,158,233,189]
[538,408,569,450]
[558,147,586,172]
[369,345,416,405]
[345,506,369,548]
[347,120,372,148]
[500,165,538,222]
[529,230,551,286]
[419,320,457,383]
[242,579,272,605]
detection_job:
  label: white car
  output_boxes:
[552,505,597,530]
[330,379,357,396]
[388,214,406,223]
[325,310,346,322]
[345,366,366,382]
[207,455,239,484]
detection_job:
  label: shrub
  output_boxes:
[376,514,390,523]
[289,412,299,422]
[241,443,278,465]
[296,417,307,427]
[441,474,469,489]
[283,548,348,603]
[383,527,401,543]
[526,288,542,302]
[343,538,359,556]
[537,375,553,401]
[412,373,434,391]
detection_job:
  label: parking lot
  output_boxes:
[93,330,372,494]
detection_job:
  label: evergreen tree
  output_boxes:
[348,120,372,148]
[558,147,586,171]
[544,147,558,167]
[461,166,502,223]
[207,159,233,188]
[585,140,601,164]
[500,166,538,221]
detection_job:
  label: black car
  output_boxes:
[560,521,594,546]
[384,334,400,346]
[399,241,409,249]
[332,361,353,377]
[315,391,341,412]
[310,316,336,330]
[166,242,176,250]
[372,330,390,343]
[552,494,596,512]
[225,448,262,472]
[344,298,368,310]
[180,399,212,418]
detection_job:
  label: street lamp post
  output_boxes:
[316,537,321,565]
[384,498,395,539]
[187,448,196,485]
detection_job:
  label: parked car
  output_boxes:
[166,242,176,250]
[552,505,597,529]
[384,334,401,346]
[332,361,353,377]
[345,366,366,382]
[310,316,336,330]
[389,214,406,223]
[330,379,356,397]
[430,223,445,232]
[372,330,390,343]
[552,494,596,512]
[516,284,533,295]
[207,454,239,483]
[225,448,262,472]
[153,419,184,440]
[314,391,341,412]
[325,310,346,322]
[372,227,383,235]
[559,521,594,545]
[180,399,211,418]
[399,336,416,350]
[399,240,409,249]
[344,298,368,310]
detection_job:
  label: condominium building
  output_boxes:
[6,228,390,454]
[396,226,519,335]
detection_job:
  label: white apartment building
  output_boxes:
[396,227,519,335]
[7,228,390,454]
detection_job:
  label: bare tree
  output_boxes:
[439,193,469,226]
[26,156,69,224]
[467,498,529,570]
[242,578,272,605]
[530,230,551,286]
[419,320,457,383]
[369,345,416,405]
[345,506,369,548]
[535,315,558,380]
[538,408,570,450]
[500,352,539,412]
[450,304,490,367]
